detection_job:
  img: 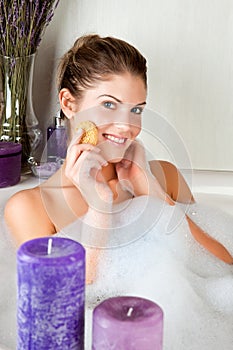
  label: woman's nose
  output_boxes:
[114,108,132,129]
[115,119,131,131]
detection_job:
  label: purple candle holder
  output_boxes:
[17,237,85,350]
[0,142,22,188]
[92,296,163,350]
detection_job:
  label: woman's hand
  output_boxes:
[116,140,174,204]
[65,130,113,211]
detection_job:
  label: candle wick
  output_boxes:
[127,307,134,317]
[47,238,53,255]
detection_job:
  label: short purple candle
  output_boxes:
[0,141,22,187]
[17,237,85,350]
[92,296,163,350]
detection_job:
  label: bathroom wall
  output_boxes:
[34,0,233,171]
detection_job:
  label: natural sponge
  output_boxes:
[76,121,98,145]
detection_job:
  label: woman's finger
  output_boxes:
[66,143,95,171]
[66,148,108,182]
[67,128,84,152]
[78,150,108,171]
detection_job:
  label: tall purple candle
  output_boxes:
[92,296,163,350]
[17,237,85,350]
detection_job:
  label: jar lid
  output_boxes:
[0,142,22,157]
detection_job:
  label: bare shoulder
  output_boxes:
[149,160,194,203]
[150,160,178,174]
[4,186,55,246]
[149,159,180,191]
[5,187,41,216]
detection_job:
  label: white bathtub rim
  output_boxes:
[192,186,233,196]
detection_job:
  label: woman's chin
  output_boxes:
[107,157,124,164]
[100,145,128,163]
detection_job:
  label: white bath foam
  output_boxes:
[0,345,12,350]
[84,235,233,349]
[0,211,17,350]
[79,197,233,350]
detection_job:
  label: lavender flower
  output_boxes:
[0,0,60,166]
[0,0,60,57]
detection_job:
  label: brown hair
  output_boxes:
[57,34,147,102]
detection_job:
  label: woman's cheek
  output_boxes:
[132,124,141,138]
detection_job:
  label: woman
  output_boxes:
[5,35,233,263]
[4,34,232,265]
[3,34,233,350]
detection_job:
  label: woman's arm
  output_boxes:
[116,141,173,203]
[186,215,233,264]
[154,161,233,263]
[150,160,233,264]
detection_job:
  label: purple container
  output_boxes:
[0,141,22,188]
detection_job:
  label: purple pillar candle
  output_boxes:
[0,141,22,187]
[17,237,85,350]
[92,296,163,350]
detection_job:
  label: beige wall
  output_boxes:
[34,0,233,171]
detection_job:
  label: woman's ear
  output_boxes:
[59,88,78,119]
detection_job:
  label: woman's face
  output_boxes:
[72,73,147,162]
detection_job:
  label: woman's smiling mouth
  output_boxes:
[103,133,127,144]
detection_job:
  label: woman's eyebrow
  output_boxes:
[98,94,147,106]
[98,94,122,103]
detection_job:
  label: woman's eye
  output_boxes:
[103,101,116,109]
[131,106,143,115]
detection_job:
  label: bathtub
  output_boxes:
[182,169,233,215]
[0,170,232,350]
